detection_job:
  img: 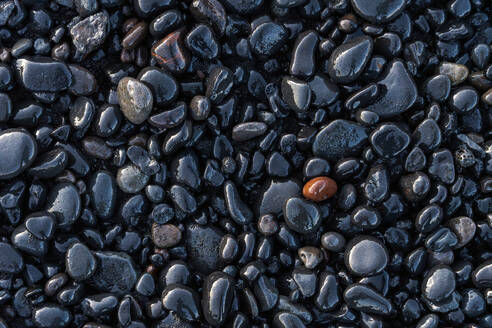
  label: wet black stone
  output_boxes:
[473,260,492,288]
[186,224,223,274]
[258,179,301,215]
[81,293,118,317]
[138,66,179,106]
[312,120,368,161]
[169,184,197,214]
[370,123,410,159]
[343,283,394,316]
[202,272,235,326]
[185,24,219,60]
[327,36,373,83]
[222,0,263,14]
[232,122,267,142]
[46,182,81,227]
[150,10,183,37]
[89,251,139,295]
[33,304,71,328]
[224,180,253,225]
[413,119,442,153]
[69,65,97,96]
[449,86,479,113]
[273,312,305,328]
[366,60,417,118]
[28,149,68,179]
[89,170,116,220]
[24,212,55,241]
[283,197,321,234]
[206,66,233,104]
[281,76,311,113]
[289,30,318,78]
[161,284,200,321]
[308,74,339,107]
[66,243,97,281]
[345,236,389,277]
[249,22,288,57]
[350,0,406,23]
[428,149,456,184]
[422,265,456,302]
[0,129,37,180]
[254,275,279,311]
[424,74,451,102]
[0,242,24,274]
[11,225,48,257]
[69,11,110,57]
[190,0,226,36]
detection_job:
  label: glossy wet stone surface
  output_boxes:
[0,0,491,327]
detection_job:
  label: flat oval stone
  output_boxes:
[232,122,267,142]
[351,0,406,23]
[283,197,321,234]
[327,36,373,83]
[88,170,116,220]
[302,176,337,202]
[0,242,24,274]
[24,212,55,241]
[422,265,456,302]
[312,120,368,161]
[151,223,182,248]
[66,242,97,281]
[0,129,37,179]
[32,304,71,328]
[249,22,288,57]
[137,66,178,106]
[344,236,389,276]
[202,272,235,326]
[16,57,72,92]
[151,29,190,73]
[117,77,153,125]
[117,164,149,194]
[344,283,394,316]
[46,182,81,227]
[366,60,417,118]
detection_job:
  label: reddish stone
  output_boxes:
[151,29,190,73]
[303,176,338,202]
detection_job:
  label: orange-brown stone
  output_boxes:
[302,176,338,202]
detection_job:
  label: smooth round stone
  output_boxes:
[249,22,288,57]
[0,242,24,274]
[449,87,479,113]
[148,102,186,129]
[25,212,55,240]
[88,170,116,220]
[33,304,71,328]
[161,284,200,321]
[150,10,183,37]
[327,36,373,83]
[151,223,182,248]
[89,251,138,295]
[302,176,337,202]
[289,30,319,78]
[473,260,492,288]
[422,265,456,302]
[46,183,81,227]
[66,243,96,281]
[0,129,37,179]
[117,77,153,125]
[343,283,394,316]
[93,104,121,137]
[321,232,346,252]
[366,60,417,118]
[202,272,235,326]
[370,123,410,159]
[116,164,149,193]
[312,120,368,161]
[350,0,405,22]
[345,236,389,276]
[15,57,72,92]
[281,76,311,112]
[137,66,178,106]
[283,197,321,234]
[159,260,191,288]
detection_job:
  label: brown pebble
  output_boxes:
[152,223,182,248]
[122,18,139,34]
[298,246,324,269]
[122,22,148,50]
[302,176,338,202]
